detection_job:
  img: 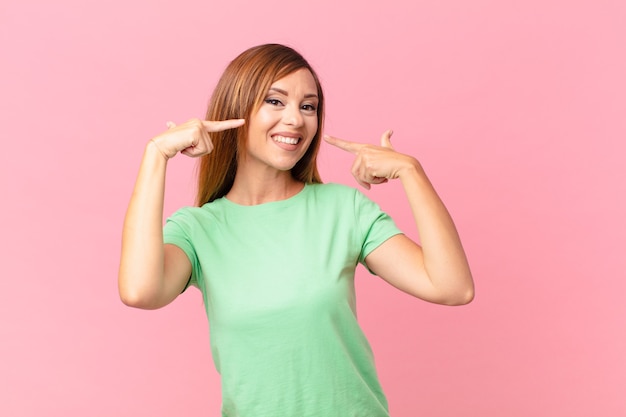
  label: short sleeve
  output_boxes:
[354,189,403,271]
[163,208,201,291]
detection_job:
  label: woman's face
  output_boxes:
[243,68,319,174]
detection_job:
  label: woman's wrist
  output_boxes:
[146,139,171,161]
[396,155,424,180]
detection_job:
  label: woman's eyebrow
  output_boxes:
[269,87,318,99]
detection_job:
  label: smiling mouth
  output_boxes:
[272,135,301,145]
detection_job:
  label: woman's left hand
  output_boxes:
[324,130,420,189]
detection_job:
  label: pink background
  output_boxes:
[1,0,625,416]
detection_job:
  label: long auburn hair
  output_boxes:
[196,44,325,206]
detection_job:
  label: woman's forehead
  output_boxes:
[269,69,318,96]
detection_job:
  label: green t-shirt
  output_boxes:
[163,183,402,417]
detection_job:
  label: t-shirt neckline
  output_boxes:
[220,183,311,210]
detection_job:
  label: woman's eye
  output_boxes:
[302,104,316,111]
[265,98,283,106]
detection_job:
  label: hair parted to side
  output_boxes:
[195,44,325,206]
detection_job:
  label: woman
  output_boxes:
[119,44,474,416]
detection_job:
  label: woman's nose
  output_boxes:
[284,104,303,127]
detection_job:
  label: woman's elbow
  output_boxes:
[118,276,163,310]
[422,274,474,306]
[119,287,148,309]
[442,286,475,306]
[441,278,475,306]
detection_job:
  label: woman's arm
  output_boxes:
[118,118,244,310]
[324,131,474,305]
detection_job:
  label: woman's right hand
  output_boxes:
[150,118,245,160]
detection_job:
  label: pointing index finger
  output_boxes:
[203,119,245,132]
[323,134,364,154]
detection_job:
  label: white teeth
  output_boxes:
[273,135,300,145]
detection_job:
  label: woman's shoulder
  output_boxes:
[304,183,378,218]
[308,182,373,204]
[307,182,358,197]
[166,199,227,222]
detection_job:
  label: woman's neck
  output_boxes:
[226,167,304,206]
